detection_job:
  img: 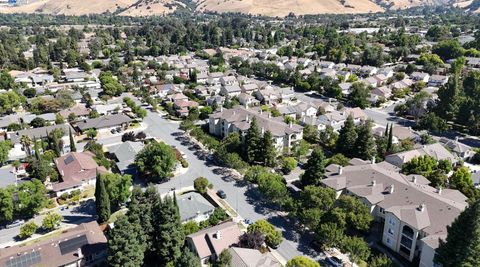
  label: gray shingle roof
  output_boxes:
[177,192,215,222]
[76,114,132,131]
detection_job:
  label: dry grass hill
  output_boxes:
[0,0,464,16]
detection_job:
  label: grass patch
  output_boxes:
[107,209,128,224]
[217,199,238,217]
[81,186,95,198]
[20,229,67,246]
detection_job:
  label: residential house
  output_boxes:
[197,72,209,84]
[322,161,467,267]
[229,247,282,267]
[169,92,189,102]
[76,114,132,133]
[439,137,475,160]
[360,66,378,77]
[339,83,352,95]
[174,100,199,117]
[428,75,449,87]
[209,106,303,151]
[177,192,216,223]
[220,76,238,86]
[371,86,392,100]
[241,83,259,94]
[364,77,379,88]
[52,151,108,197]
[93,103,122,116]
[186,221,242,264]
[318,61,335,69]
[108,141,145,175]
[208,72,224,85]
[385,143,457,167]
[410,72,430,83]
[238,93,260,107]
[0,221,107,267]
[0,166,17,189]
[59,104,90,120]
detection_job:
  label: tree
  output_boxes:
[95,174,111,223]
[348,82,370,109]
[194,177,210,194]
[182,221,200,235]
[336,115,357,157]
[316,222,345,248]
[30,117,46,128]
[402,155,438,176]
[301,147,325,186]
[244,166,270,183]
[20,135,32,156]
[153,196,185,263]
[335,195,373,232]
[286,256,320,267]
[238,231,265,249]
[282,157,297,174]
[341,236,371,263]
[208,207,229,226]
[175,247,201,267]
[135,142,177,183]
[42,212,63,231]
[435,200,480,267]
[55,113,65,124]
[102,173,132,211]
[217,249,232,267]
[19,221,38,239]
[69,128,76,152]
[354,120,376,160]
[244,117,261,164]
[0,140,11,165]
[248,220,282,248]
[369,254,394,267]
[108,215,147,267]
[261,130,277,167]
[450,167,474,196]
[257,172,289,206]
[86,128,97,140]
[298,186,336,229]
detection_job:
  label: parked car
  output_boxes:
[217,190,227,199]
[6,219,25,229]
[327,256,343,267]
[244,218,253,225]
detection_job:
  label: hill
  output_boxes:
[376,0,452,9]
[0,0,135,15]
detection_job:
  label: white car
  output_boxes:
[6,219,25,229]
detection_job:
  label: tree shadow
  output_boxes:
[70,199,96,215]
[62,215,95,225]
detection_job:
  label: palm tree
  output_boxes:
[20,135,32,156]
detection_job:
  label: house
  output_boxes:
[108,141,145,175]
[76,114,132,133]
[410,72,430,83]
[0,166,17,189]
[439,137,475,160]
[360,66,378,77]
[59,104,90,120]
[241,83,259,94]
[293,102,318,118]
[209,106,303,151]
[8,124,74,159]
[0,221,107,267]
[322,161,467,267]
[52,151,108,197]
[373,126,416,144]
[374,74,388,86]
[428,75,449,87]
[319,61,335,69]
[220,76,238,86]
[177,192,216,223]
[197,72,209,84]
[186,221,242,264]
[277,105,298,119]
[173,100,199,117]
[229,247,282,267]
[93,103,122,116]
[371,86,392,99]
[208,72,224,85]
[220,85,243,97]
[385,143,457,167]
[238,93,260,107]
[339,83,352,95]
[169,92,189,102]
[364,77,378,88]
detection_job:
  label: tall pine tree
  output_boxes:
[435,200,480,267]
[355,121,377,160]
[95,173,111,223]
[107,215,147,267]
[336,115,357,157]
[153,196,185,264]
[244,117,261,164]
[69,128,76,152]
[301,147,326,186]
[175,247,201,267]
[387,123,393,153]
[262,130,277,167]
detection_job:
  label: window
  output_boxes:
[386,237,391,244]
[388,228,394,235]
[389,218,396,226]
[379,207,385,213]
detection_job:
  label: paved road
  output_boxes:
[0,200,95,247]
[141,109,320,261]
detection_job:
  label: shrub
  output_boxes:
[282,157,297,174]
[194,177,209,194]
[19,222,38,239]
[181,159,189,168]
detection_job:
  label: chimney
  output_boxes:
[371,157,376,164]
[329,98,332,104]
[419,203,426,212]
[76,248,83,259]
[371,180,376,186]
[412,176,417,184]
[220,106,223,112]
[246,115,249,122]
[438,186,442,195]
[455,136,459,143]
[261,127,265,135]
[268,113,272,118]
[260,109,263,114]
[389,184,395,194]
[289,122,293,128]
[215,230,221,239]
[338,166,343,175]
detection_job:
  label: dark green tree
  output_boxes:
[354,120,376,160]
[175,247,201,267]
[348,82,370,109]
[261,130,276,167]
[435,200,480,267]
[69,128,76,152]
[300,147,325,186]
[336,115,357,157]
[153,196,185,264]
[95,173,111,223]
[107,215,147,267]
[244,117,261,164]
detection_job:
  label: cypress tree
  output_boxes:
[95,173,111,223]
[153,196,185,264]
[107,215,147,267]
[435,200,480,267]
[262,130,277,167]
[387,123,393,152]
[33,137,40,160]
[355,121,377,160]
[175,247,201,267]
[336,115,357,157]
[69,128,76,152]
[245,117,261,164]
[301,147,326,186]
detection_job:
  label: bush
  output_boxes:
[42,212,63,231]
[194,177,209,194]
[181,158,189,168]
[282,157,297,174]
[18,222,38,239]
[248,220,283,248]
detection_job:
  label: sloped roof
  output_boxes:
[76,114,132,131]
[187,221,241,259]
[229,247,281,267]
[53,152,107,191]
[177,192,215,222]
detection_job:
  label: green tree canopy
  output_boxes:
[247,219,282,248]
[135,142,177,183]
[286,256,320,267]
[301,147,326,186]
